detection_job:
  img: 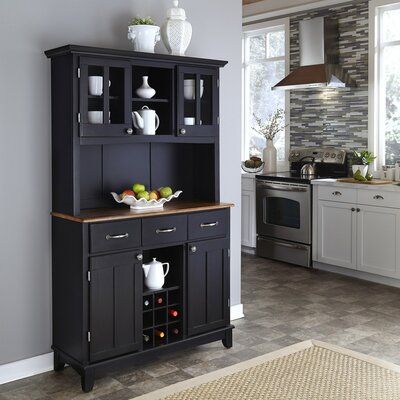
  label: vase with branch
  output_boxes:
[252,109,286,173]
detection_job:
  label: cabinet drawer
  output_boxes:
[317,186,357,203]
[90,220,141,253]
[142,215,187,246]
[358,189,400,209]
[188,209,229,240]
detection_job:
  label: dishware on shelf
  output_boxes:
[161,0,192,56]
[111,190,183,211]
[184,117,195,125]
[184,79,204,100]
[136,76,156,99]
[88,111,110,124]
[132,106,160,135]
[127,24,160,53]
[88,76,111,96]
[241,161,265,173]
[142,258,170,290]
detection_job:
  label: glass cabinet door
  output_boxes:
[177,66,219,137]
[79,57,132,137]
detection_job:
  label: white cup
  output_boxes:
[88,76,111,96]
[184,117,195,125]
[183,79,204,100]
[88,111,103,124]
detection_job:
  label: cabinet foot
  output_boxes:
[81,370,95,393]
[53,351,65,372]
[222,329,232,349]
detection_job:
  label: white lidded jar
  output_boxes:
[161,0,192,56]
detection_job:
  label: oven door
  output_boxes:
[256,180,311,244]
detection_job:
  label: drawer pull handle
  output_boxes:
[373,195,384,200]
[332,191,342,196]
[156,227,177,234]
[200,221,219,228]
[105,233,129,240]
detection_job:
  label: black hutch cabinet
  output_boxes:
[45,45,233,392]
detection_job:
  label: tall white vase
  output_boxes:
[263,139,277,173]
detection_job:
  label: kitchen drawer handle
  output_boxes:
[332,191,342,196]
[156,227,177,234]
[105,233,129,240]
[373,195,384,200]
[200,221,219,228]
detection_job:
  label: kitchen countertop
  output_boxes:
[312,178,400,192]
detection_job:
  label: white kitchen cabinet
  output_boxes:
[241,175,256,248]
[317,201,357,269]
[357,205,400,278]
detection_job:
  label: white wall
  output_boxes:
[0,0,242,365]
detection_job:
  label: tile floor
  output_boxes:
[2,254,400,399]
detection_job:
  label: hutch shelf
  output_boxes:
[45,45,233,392]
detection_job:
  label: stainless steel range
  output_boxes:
[256,147,347,267]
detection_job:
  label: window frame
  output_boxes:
[369,0,400,169]
[242,18,290,170]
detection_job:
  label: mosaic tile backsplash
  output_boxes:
[289,0,369,152]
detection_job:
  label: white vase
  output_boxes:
[352,165,368,177]
[161,0,192,56]
[263,139,277,173]
[136,76,156,99]
[127,25,160,53]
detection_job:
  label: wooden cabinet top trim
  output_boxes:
[45,45,228,68]
[52,202,234,223]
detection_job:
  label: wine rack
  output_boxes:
[142,286,183,350]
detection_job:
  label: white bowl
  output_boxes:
[111,190,183,211]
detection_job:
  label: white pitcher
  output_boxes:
[142,258,170,290]
[132,106,160,135]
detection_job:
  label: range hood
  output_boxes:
[272,17,356,90]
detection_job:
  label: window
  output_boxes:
[370,1,400,167]
[242,19,289,167]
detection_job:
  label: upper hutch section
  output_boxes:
[45,45,227,215]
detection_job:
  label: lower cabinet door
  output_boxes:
[357,205,400,278]
[317,201,357,269]
[187,238,230,336]
[89,251,142,362]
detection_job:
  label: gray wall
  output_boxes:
[0,0,242,365]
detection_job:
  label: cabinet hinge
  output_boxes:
[77,68,81,78]
[217,116,220,125]
[228,298,230,307]
[87,332,91,342]
[87,270,91,282]
[217,79,220,88]
[228,249,230,257]
[77,113,81,123]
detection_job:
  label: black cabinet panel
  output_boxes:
[90,220,141,253]
[142,215,187,247]
[187,238,229,336]
[188,209,229,240]
[90,252,142,362]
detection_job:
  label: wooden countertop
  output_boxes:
[52,202,234,223]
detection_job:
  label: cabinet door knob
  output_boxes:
[136,254,143,261]
[351,208,355,212]
[126,128,133,135]
[357,208,361,212]
[180,128,186,135]
[190,245,197,253]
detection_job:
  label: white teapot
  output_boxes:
[132,106,160,135]
[142,258,170,290]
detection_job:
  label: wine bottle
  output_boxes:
[171,328,179,335]
[156,296,163,305]
[154,329,165,338]
[143,334,150,342]
[168,309,179,318]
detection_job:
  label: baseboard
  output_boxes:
[241,246,256,255]
[0,352,53,385]
[230,303,244,321]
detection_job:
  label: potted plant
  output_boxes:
[128,17,160,53]
[252,109,286,173]
[352,150,376,178]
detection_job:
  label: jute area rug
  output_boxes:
[133,339,400,400]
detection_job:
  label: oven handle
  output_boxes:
[257,182,309,192]
[270,241,309,251]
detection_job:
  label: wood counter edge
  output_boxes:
[51,203,234,223]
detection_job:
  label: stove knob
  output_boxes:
[331,153,336,158]
[324,152,330,158]
[337,153,343,160]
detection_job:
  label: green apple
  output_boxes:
[159,187,173,198]
[132,183,145,194]
[136,191,150,201]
